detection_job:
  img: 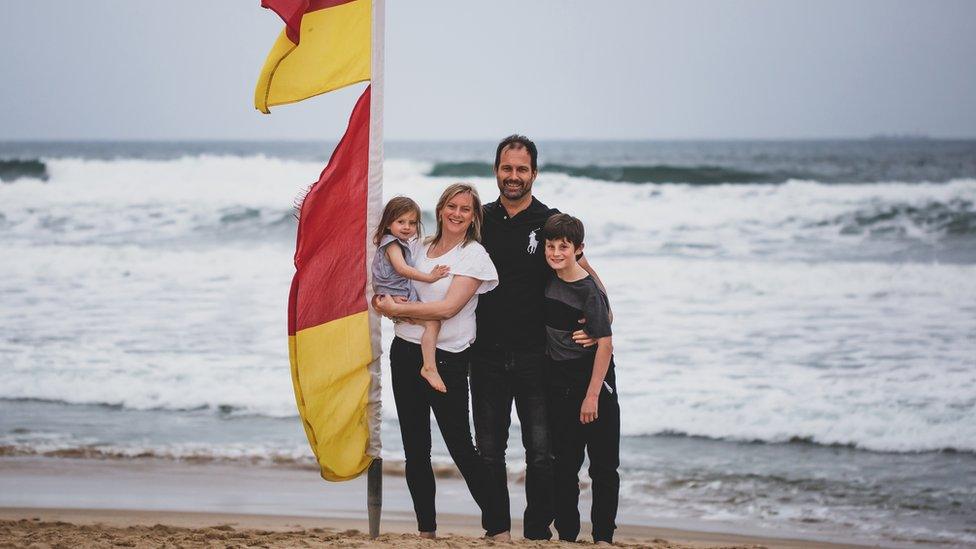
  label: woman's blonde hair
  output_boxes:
[428,183,483,247]
[373,196,423,246]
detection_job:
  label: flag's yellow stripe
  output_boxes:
[255,0,372,113]
[289,310,374,481]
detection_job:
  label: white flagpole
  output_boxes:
[365,0,385,539]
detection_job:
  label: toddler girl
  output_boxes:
[371,197,450,392]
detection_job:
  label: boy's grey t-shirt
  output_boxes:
[371,234,419,301]
[544,274,612,362]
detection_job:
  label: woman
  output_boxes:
[374,183,507,539]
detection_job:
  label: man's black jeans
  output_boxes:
[390,337,505,535]
[470,347,554,540]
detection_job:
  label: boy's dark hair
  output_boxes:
[543,213,585,250]
[494,134,538,172]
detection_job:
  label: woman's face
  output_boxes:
[439,191,475,239]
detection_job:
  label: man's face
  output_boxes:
[495,146,537,201]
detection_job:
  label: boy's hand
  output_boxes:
[580,394,599,424]
[430,264,450,280]
[572,318,597,348]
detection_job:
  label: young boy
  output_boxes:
[542,213,619,545]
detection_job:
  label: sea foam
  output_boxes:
[1,155,974,453]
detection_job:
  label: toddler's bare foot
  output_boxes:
[420,365,447,393]
[419,531,436,539]
[488,531,511,541]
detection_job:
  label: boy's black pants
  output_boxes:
[548,358,620,544]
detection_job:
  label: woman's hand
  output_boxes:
[370,294,387,316]
[580,394,599,424]
[372,294,402,317]
[373,295,422,324]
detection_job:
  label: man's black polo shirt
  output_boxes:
[474,197,559,353]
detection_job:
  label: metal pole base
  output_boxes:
[367,458,382,538]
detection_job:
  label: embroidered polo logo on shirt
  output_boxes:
[527,229,540,254]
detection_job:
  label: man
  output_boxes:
[472,134,605,540]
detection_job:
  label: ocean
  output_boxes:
[1,139,974,547]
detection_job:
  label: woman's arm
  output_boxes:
[374,275,481,321]
[386,245,449,284]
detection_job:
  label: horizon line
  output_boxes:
[3,135,975,143]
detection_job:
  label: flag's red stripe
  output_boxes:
[262,0,358,44]
[289,85,371,334]
[287,274,299,337]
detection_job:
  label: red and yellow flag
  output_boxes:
[255,0,372,113]
[258,0,383,481]
[288,86,377,480]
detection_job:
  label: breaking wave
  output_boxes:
[428,161,785,184]
[819,198,976,237]
[1,157,973,252]
[0,158,48,182]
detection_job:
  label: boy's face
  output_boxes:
[544,237,582,271]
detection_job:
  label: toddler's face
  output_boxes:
[389,212,419,240]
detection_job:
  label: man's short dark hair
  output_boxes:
[543,213,585,249]
[494,134,538,172]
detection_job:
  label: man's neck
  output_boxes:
[500,194,533,218]
[555,262,588,283]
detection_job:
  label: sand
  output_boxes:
[0,508,876,549]
[0,457,875,549]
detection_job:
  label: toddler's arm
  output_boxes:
[386,245,449,283]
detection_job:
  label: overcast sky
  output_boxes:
[2,0,975,141]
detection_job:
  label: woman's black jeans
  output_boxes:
[390,337,504,535]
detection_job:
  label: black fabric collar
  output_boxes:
[486,196,549,220]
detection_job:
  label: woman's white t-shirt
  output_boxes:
[394,240,498,353]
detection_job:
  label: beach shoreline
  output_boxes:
[0,456,881,548]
